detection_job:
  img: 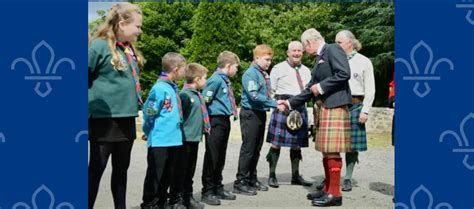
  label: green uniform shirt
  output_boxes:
[88,39,140,118]
[180,88,205,142]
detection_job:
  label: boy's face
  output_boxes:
[255,55,272,71]
[174,65,186,80]
[195,75,207,89]
[226,63,239,77]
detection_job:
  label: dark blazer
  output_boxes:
[289,43,351,109]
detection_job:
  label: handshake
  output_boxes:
[277,100,289,112]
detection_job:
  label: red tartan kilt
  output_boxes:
[315,106,352,153]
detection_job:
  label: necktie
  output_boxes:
[215,69,238,119]
[116,42,143,105]
[288,60,304,92]
[159,72,182,121]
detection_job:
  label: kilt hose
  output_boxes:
[266,105,309,148]
[314,105,351,153]
[349,103,367,152]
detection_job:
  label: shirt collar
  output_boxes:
[317,42,326,56]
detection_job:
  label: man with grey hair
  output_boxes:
[335,30,375,192]
[278,28,352,207]
[265,41,313,189]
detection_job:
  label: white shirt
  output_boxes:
[348,52,376,114]
[270,61,311,96]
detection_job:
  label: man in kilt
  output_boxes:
[266,41,313,188]
[335,30,376,192]
[279,28,352,207]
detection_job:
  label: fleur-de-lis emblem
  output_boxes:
[0,132,5,143]
[12,185,74,209]
[395,185,453,209]
[456,0,474,25]
[11,40,75,98]
[396,41,454,98]
[439,112,474,170]
[75,130,88,143]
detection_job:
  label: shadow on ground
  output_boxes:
[369,182,394,196]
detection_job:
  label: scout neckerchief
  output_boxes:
[183,84,211,134]
[347,50,357,60]
[116,42,143,105]
[254,64,272,97]
[158,71,182,121]
[214,68,238,120]
[287,60,304,92]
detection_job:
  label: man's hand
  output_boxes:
[277,100,288,112]
[310,84,320,96]
[359,112,368,124]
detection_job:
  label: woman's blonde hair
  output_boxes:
[96,3,145,69]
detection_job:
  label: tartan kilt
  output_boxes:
[350,103,367,152]
[266,106,309,148]
[315,106,351,153]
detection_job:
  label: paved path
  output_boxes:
[92,135,394,208]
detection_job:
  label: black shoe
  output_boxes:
[141,198,164,209]
[291,175,313,187]
[168,197,187,209]
[233,182,257,196]
[306,190,326,200]
[251,180,269,191]
[183,196,205,209]
[341,179,352,191]
[268,176,279,188]
[311,193,342,207]
[316,179,325,191]
[201,193,221,206]
[214,189,236,200]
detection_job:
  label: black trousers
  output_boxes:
[236,108,267,184]
[142,145,185,203]
[181,141,200,195]
[88,140,134,209]
[201,116,231,194]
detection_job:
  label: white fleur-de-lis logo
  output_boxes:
[75,130,88,143]
[11,40,75,98]
[439,112,474,170]
[396,40,454,98]
[12,185,74,209]
[0,132,5,143]
[456,0,474,25]
[395,185,453,209]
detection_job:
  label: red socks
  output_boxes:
[327,158,342,197]
[322,158,329,192]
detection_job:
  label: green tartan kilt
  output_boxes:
[349,103,367,152]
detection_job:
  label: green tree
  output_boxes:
[182,2,246,103]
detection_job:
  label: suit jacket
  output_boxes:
[289,43,352,109]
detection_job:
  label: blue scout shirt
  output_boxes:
[241,65,277,111]
[142,80,183,147]
[202,73,233,116]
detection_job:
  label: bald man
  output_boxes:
[265,41,313,189]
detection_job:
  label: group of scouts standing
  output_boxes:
[88,3,376,209]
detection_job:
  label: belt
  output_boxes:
[352,95,364,104]
[274,94,292,100]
